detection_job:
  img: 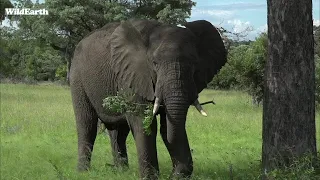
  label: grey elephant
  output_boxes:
[70,19,227,179]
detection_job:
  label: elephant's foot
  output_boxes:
[170,163,193,179]
[141,169,159,180]
[77,165,90,172]
[141,167,159,180]
[77,158,91,172]
[77,142,96,172]
[114,156,128,166]
[113,156,129,171]
[137,154,159,179]
[77,143,95,172]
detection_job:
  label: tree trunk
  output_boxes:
[262,0,317,173]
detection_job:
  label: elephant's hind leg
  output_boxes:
[107,123,130,168]
[71,86,98,171]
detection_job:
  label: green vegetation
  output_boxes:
[1,83,319,179]
[210,32,320,106]
[102,90,154,135]
[265,154,320,180]
[2,1,318,106]
[0,0,195,82]
[1,1,319,178]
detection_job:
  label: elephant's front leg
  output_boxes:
[127,115,159,179]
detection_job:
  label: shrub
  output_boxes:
[210,33,267,105]
[55,64,68,81]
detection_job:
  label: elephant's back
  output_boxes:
[73,23,119,60]
[71,22,120,77]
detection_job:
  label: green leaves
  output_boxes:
[210,33,267,105]
[156,4,188,24]
[103,92,129,115]
[211,31,320,106]
[0,26,64,80]
[1,0,196,82]
[102,90,154,135]
[132,0,195,25]
[143,104,154,135]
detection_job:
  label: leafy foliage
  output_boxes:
[2,1,319,107]
[211,31,320,106]
[142,104,154,135]
[210,33,267,105]
[103,91,132,115]
[102,90,154,135]
[1,0,196,82]
[0,26,64,81]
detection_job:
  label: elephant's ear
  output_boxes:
[110,21,154,100]
[184,20,227,93]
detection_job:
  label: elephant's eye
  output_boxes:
[153,61,158,68]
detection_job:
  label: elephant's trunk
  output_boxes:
[164,92,189,140]
[165,98,189,126]
[163,92,193,175]
[163,79,193,137]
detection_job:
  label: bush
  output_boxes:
[25,48,64,81]
[55,64,68,81]
[210,33,320,106]
[208,62,239,90]
[210,33,267,105]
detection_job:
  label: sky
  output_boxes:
[3,0,320,40]
[189,0,320,40]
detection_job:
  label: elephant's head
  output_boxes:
[109,18,227,124]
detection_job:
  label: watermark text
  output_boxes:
[5,8,49,16]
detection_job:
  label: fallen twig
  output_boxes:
[200,100,216,105]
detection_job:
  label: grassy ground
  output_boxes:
[0,83,319,180]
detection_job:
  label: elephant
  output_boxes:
[69,19,227,179]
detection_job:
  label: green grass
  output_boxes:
[0,83,319,180]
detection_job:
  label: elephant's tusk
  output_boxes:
[193,99,208,117]
[200,110,208,117]
[153,97,160,116]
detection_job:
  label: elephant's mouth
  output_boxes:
[152,97,208,117]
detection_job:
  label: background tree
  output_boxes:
[262,0,317,174]
[1,0,195,82]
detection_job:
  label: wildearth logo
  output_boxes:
[5,8,49,16]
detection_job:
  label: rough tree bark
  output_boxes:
[262,0,317,172]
